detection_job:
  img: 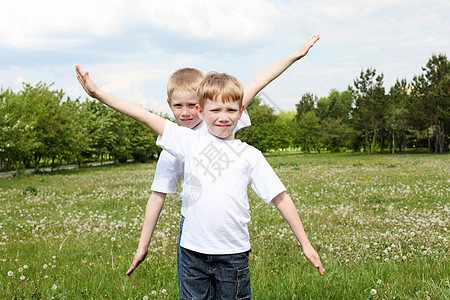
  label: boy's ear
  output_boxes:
[166,98,171,107]
[239,105,244,118]
[195,104,204,119]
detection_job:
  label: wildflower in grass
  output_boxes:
[111,237,116,242]
[151,290,157,295]
[23,265,28,269]
[377,279,382,284]
[161,289,167,294]
[52,284,57,290]
[8,271,13,277]
[143,296,148,300]
[43,264,48,269]
[370,289,377,295]
[20,275,25,280]
[18,267,23,272]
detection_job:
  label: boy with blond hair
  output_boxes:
[76,69,324,299]
[76,34,321,298]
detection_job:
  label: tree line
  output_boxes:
[0,83,160,175]
[237,53,449,154]
[1,54,448,175]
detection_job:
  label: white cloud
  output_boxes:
[138,0,281,41]
[0,0,131,48]
[0,0,449,115]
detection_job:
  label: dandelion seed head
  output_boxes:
[7,271,13,277]
[370,289,377,295]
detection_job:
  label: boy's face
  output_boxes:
[197,96,243,141]
[168,90,202,129]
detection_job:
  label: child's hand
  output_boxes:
[76,65,100,98]
[302,243,325,276]
[126,248,148,276]
[295,35,320,59]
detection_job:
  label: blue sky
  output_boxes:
[1,0,449,115]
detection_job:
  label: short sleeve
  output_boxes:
[156,120,195,160]
[249,152,286,204]
[150,149,184,194]
[234,109,251,134]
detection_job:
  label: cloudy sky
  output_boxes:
[1,0,449,114]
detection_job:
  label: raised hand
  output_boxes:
[76,65,100,98]
[294,35,320,59]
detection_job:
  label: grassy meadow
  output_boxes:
[0,153,449,299]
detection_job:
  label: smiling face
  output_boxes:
[168,89,203,129]
[197,96,243,140]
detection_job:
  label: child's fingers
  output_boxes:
[126,262,137,276]
[126,266,134,276]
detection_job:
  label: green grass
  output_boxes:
[0,153,449,299]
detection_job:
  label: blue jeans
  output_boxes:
[177,216,185,297]
[179,247,251,300]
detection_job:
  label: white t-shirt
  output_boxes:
[157,121,286,255]
[150,109,251,195]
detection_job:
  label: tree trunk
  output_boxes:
[392,130,395,154]
[427,126,431,153]
[403,131,407,152]
[34,154,41,172]
[371,128,377,154]
[58,156,63,170]
[434,122,439,154]
[439,121,445,153]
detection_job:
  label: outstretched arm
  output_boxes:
[242,35,319,109]
[126,191,166,276]
[272,191,324,276]
[76,65,166,135]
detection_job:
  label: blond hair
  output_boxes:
[197,72,244,109]
[167,68,204,101]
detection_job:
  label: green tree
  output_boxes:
[387,79,411,153]
[18,82,70,171]
[317,89,354,151]
[236,98,285,152]
[421,54,449,153]
[350,68,386,153]
[0,88,38,175]
[295,111,321,153]
[128,114,160,162]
